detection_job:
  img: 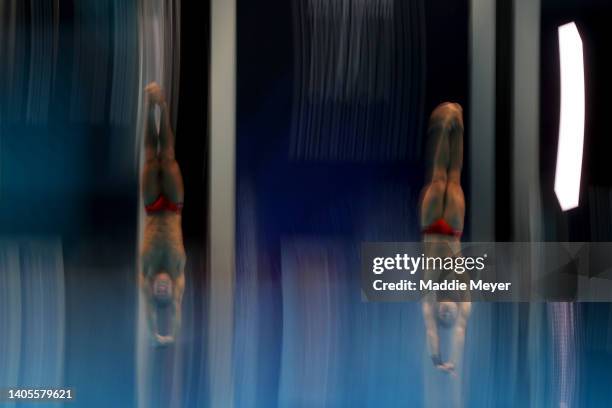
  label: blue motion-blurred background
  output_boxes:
[2,0,612,407]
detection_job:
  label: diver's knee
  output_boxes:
[429,178,447,196]
[446,172,462,187]
[142,158,160,176]
[160,156,178,169]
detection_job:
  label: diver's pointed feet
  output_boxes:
[145,82,166,105]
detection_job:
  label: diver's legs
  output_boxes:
[160,158,184,205]
[158,100,176,161]
[442,181,465,233]
[420,104,451,229]
[142,159,161,206]
[142,95,162,204]
[142,83,183,205]
[144,95,159,161]
[153,95,184,204]
[443,103,465,232]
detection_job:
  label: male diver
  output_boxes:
[419,102,471,376]
[140,82,186,346]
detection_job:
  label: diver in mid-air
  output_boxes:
[139,82,186,346]
[420,102,471,376]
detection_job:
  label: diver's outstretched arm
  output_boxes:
[446,302,471,374]
[422,298,441,367]
[157,273,185,345]
[147,303,164,345]
[140,273,162,344]
[173,273,185,334]
[159,301,181,345]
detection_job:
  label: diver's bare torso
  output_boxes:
[142,212,186,280]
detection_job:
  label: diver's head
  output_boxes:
[152,272,173,306]
[436,301,458,329]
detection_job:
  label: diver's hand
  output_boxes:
[436,362,457,377]
[145,82,166,105]
[154,334,175,347]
